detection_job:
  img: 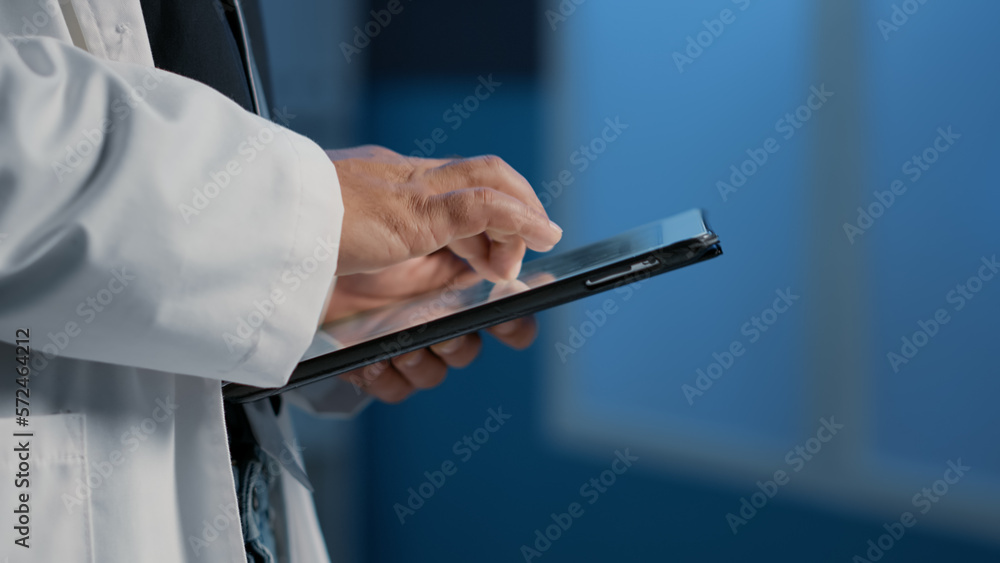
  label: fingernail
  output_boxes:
[436,336,464,354]
[401,350,423,368]
[549,220,563,233]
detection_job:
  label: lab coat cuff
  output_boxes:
[228,128,343,388]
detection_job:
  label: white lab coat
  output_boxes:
[0,1,365,561]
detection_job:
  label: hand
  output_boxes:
[327,145,562,282]
[329,250,538,403]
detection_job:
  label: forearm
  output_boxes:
[0,35,342,387]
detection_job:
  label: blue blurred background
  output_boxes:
[257,0,1000,561]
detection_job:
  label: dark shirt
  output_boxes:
[138,0,255,112]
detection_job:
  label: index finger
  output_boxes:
[433,187,563,253]
[429,155,548,216]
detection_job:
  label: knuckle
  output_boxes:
[367,144,395,156]
[440,191,467,224]
[445,188,485,224]
[478,154,507,171]
[379,192,419,242]
[471,186,495,207]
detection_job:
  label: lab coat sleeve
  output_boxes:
[0,35,342,389]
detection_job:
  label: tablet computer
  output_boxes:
[223,208,722,403]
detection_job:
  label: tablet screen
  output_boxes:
[302,209,711,359]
